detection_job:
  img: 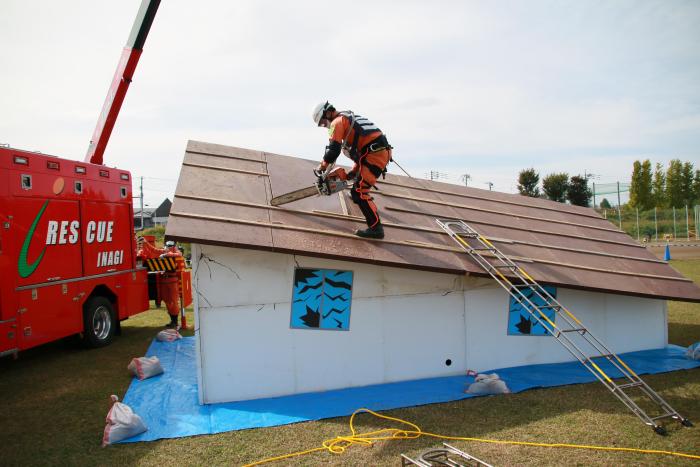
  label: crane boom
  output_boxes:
[85,0,160,165]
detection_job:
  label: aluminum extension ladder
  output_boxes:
[437,218,693,435]
[401,442,493,467]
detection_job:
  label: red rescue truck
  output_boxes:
[0,0,163,356]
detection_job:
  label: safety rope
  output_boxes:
[391,158,414,179]
[243,408,700,466]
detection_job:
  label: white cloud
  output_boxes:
[2,0,699,205]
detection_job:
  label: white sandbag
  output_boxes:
[466,373,511,395]
[156,328,182,342]
[128,356,164,380]
[102,395,147,446]
[686,342,700,361]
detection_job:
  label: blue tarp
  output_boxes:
[120,337,700,443]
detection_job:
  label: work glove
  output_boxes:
[316,160,329,173]
[347,163,359,180]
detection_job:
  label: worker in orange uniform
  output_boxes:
[159,240,184,328]
[313,101,392,239]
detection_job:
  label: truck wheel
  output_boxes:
[82,296,116,348]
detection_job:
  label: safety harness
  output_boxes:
[339,111,393,179]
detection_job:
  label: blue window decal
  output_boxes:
[291,268,353,331]
[507,285,557,336]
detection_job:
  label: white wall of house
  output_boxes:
[191,244,667,404]
[464,287,666,371]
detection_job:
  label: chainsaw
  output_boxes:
[270,164,352,206]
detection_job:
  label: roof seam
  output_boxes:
[385,205,642,249]
[381,178,602,220]
[380,191,625,235]
[186,149,268,164]
[182,162,268,177]
[174,194,664,265]
[169,210,691,283]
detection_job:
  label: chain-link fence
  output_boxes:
[595,205,699,242]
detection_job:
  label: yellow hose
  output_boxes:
[243,408,699,466]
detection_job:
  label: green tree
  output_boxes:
[542,173,569,203]
[600,198,612,209]
[652,162,666,207]
[681,161,694,205]
[517,168,540,197]
[567,175,592,206]
[665,159,684,208]
[629,160,653,210]
[693,169,700,203]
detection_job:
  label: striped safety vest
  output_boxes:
[339,111,382,160]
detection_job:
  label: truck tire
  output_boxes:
[82,296,116,348]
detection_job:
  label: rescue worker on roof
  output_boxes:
[313,101,392,239]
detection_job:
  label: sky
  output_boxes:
[2,0,699,207]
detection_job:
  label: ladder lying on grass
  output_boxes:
[401,442,492,467]
[437,219,693,435]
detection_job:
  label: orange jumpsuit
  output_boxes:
[137,239,182,322]
[158,246,184,321]
[326,112,391,228]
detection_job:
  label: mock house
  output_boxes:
[166,140,700,404]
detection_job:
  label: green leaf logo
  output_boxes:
[18,200,50,278]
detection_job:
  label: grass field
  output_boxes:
[1,261,699,466]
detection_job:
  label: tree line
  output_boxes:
[629,159,700,210]
[516,169,592,207]
[516,159,700,210]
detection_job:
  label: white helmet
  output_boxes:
[312,101,334,126]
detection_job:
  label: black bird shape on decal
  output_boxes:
[324,278,351,290]
[515,314,532,334]
[324,292,348,302]
[300,305,320,328]
[294,293,322,303]
[294,269,319,287]
[322,307,347,319]
[296,281,324,295]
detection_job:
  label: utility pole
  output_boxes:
[486,182,493,191]
[616,181,622,229]
[139,176,144,231]
[461,173,471,187]
[592,182,596,209]
[585,172,599,208]
[428,170,448,181]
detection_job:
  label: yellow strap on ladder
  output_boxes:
[589,360,613,384]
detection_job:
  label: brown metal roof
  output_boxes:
[167,140,700,303]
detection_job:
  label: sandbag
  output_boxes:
[102,395,147,446]
[156,328,182,342]
[466,373,510,395]
[686,342,700,361]
[128,356,164,380]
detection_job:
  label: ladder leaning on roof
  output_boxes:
[436,218,693,435]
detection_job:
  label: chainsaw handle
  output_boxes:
[313,162,335,180]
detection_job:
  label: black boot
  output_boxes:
[165,314,178,329]
[355,224,385,239]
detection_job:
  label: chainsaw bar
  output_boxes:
[270,185,320,206]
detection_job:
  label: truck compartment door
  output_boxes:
[12,198,83,287]
[81,201,133,276]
